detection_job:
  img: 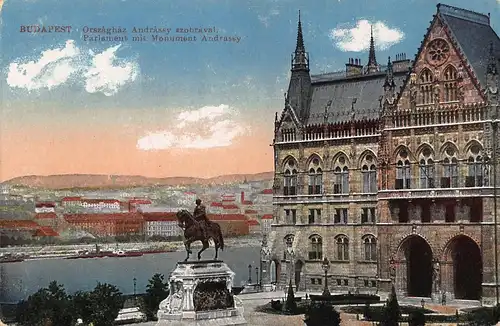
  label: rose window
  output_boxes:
[426,39,450,65]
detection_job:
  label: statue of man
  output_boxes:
[193,199,209,238]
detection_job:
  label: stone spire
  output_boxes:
[367,25,379,73]
[292,10,308,71]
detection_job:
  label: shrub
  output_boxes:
[284,280,297,313]
[304,302,341,326]
[381,285,401,326]
[270,300,282,311]
[408,310,426,326]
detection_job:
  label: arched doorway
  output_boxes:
[445,236,482,300]
[270,259,281,284]
[398,235,433,297]
[295,260,303,291]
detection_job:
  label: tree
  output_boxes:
[284,279,297,313]
[408,310,426,326]
[304,302,341,326]
[16,281,74,326]
[76,283,124,326]
[141,273,169,321]
[382,285,401,326]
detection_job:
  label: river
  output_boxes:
[0,245,260,303]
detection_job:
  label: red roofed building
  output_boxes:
[61,197,82,207]
[240,192,253,205]
[221,204,239,214]
[247,219,261,234]
[35,202,56,213]
[261,214,273,235]
[141,212,181,238]
[129,199,153,212]
[34,212,58,228]
[64,213,143,237]
[33,226,59,237]
[81,199,121,211]
[262,189,273,195]
[0,220,40,238]
[207,214,249,237]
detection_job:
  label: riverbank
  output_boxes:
[0,235,263,260]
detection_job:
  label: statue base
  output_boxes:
[156,260,247,326]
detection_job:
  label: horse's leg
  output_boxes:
[184,238,193,261]
[198,240,209,260]
[214,242,218,260]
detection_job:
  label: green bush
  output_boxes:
[284,280,297,314]
[304,302,341,326]
[408,310,426,326]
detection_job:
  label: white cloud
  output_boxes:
[258,9,280,27]
[84,45,139,96]
[330,20,405,52]
[6,40,80,91]
[137,105,249,150]
[6,40,139,96]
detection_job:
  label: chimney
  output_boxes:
[392,53,411,72]
[346,58,363,77]
[241,191,245,203]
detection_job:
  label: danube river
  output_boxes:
[0,245,260,303]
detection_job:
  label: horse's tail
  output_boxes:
[217,224,224,251]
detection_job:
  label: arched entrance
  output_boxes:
[443,235,482,300]
[294,260,303,291]
[270,259,281,284]
[397,235,433,297]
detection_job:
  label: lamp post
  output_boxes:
[322,257,330,296]
[248,264,252,284]
[133,277,137,305]
[256,267,259,287]
[493,120,499,306]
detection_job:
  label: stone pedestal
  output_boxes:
[156,260,247,326]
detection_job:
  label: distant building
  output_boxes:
[128,199,152,212]
[63,213,144,237]
[261,214,272,235]
[61,197,82,207]
[35,202,56,213]
[34,212,58,228]
[81,199,121,211]
[247,219,261,234]
[141,212,181,238]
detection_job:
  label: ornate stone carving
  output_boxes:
[426,38,450,66]
[432,261,441,293]
[193,281,234,311]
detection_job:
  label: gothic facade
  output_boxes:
[269,4,500,305]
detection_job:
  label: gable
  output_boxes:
[396,14,485,111]
[274,104,302,140]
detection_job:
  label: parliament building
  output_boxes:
[268,3,500,304]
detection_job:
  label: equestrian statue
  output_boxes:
[176,199,224,261]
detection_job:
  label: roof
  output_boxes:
[246,220,260,226]
[242,200,253,205]
[245,209,258,214]
[141,212,177,222]
[222,204,239,210]
[35,202,56,208]
[34,212,58,219]
[261,189,273,194]
[61,197,81,201]
[210,202,223,207]
[0,220,40,229]
[437,4,500,88]
[82,199,120,204]
[64,213,143,222]
[129,199,152,204]
[207,214,247,221]
[261,214,273,220]
[307,71,407,124]
[33,226,59,237]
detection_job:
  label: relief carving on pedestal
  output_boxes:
[193,281,234,311]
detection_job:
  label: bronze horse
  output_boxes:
[176,209,224,261]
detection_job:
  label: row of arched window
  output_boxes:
[418,65,459,104]
[285,234,377,262]
[283,143,488,195]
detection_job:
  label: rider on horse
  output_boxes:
[193,199,210,239]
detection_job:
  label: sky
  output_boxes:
[0,0,499,181]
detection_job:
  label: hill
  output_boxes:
[2,172,274,189]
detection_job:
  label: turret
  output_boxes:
[286,11,312,123]
[366,25,379,74]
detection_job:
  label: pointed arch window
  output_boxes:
[308,235,322,260]
[336,235,349,261]
[308,158,323,195]
[362,164,377,193]
[419,69,434,105]
[419,148,435,188]
[283,160,298,196]
[443,65,458,102]
[441,146,459,188]
[363,235,377,262]
[395,149,411,189]
[334,156,349,194]
[466,144,484,187]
